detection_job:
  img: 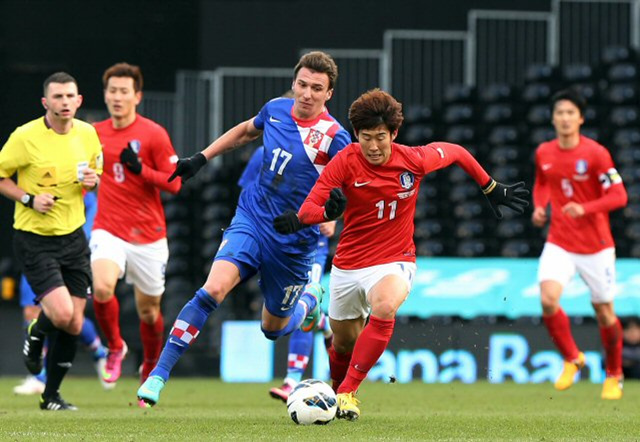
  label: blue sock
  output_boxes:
[79,318,99,348]
[262,294,316,340]
[150,288,218,381]
[285,328,313,382]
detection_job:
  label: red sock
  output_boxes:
[328,345,352,392]
[93,297,123,351]
[599,318,623,378]
[140,313,165,382]
[542,308,579,361]
[337,316,395,394]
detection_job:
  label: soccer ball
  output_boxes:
[286,379,337,425]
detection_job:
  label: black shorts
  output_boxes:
[13,228,92,302]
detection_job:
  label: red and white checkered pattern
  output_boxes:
[287,354,309,370]
[170,319,200,345]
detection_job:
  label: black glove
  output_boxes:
[168,152,207,183]
[120,143,142,175]
[274,210,306,234]
[324,188,347,220]
[482,179,530,219]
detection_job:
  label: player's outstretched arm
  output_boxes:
[482,179,530,219]
[168,118,262,183]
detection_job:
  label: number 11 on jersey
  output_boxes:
[376,200,397,220]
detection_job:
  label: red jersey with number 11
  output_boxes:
[93,115,180,244]
[299,142,491,269]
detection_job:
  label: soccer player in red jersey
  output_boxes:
[274,89,529,419]
[532,89,627,400]
[91,63,181,390]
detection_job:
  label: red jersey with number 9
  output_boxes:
[299,142,491,269]
[533,135,627,254]
[93,115,180,244]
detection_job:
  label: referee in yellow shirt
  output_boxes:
[0,72,103,411]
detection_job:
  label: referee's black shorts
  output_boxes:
[13,227,92,303]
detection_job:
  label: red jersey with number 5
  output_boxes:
[533,135,627,254]
[93,115,180,244]
[298,142,491,269]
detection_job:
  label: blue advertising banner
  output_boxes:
[321,258,640,318]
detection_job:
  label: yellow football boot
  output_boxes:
[336,392,361,421]
[601,377,623,400]
[554,352,585,391]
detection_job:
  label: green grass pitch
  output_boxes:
[1,377,637,441]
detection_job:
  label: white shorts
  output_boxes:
[538,242,616,303]
[89,229,168,296]
[329,262,417,321]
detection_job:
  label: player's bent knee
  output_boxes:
[261,326,285,341]
[93,283,116,301]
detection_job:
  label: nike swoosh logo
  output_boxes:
[169,338,186,347]
[354,181,371,187]
[269,116,281,123]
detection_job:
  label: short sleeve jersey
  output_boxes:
[301,142,490,269]
[534,135,623,253]
[0,117,103,235]
[93,115,178,243]
[240,98,350,254]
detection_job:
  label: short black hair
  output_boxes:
[551,88,587,116]
[43,72,78,96]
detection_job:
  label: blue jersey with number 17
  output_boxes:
[237,97,350,254]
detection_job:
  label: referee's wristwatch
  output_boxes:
[20,193,34,208]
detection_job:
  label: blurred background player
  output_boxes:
[0,72,102,410]
[137,51,351,407]
[91,63,181,390]
[236,145,334,402]
[13,191,109,395]
[276,89,529,420]
[532,88,627,400]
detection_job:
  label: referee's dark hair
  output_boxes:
[551,88,587,116]
[43,72,78,96]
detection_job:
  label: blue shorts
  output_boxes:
[214,211,313,318]
[19,274,37,308]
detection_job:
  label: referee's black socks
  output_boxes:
[43,330,78,399]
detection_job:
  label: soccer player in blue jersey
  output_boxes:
[13,192,109,395]
[138,51,351,407]
[237,146,335,402]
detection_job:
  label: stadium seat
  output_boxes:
[612,129,640,148]
[164,203,190,221]
[445,125,476,144]
[521,83,552,104]
[500,239,533,257]
[623,183,640,202]
[200,184,231,203]
[491,165,520,183]
[571,82,599,103]
[443,104,475,124]
[524,64,558,83]
[443,84,476,104]
[483,103,515,124]
[402,124,436,145]
[488,145,522,166]
[624,222,640,241]
[623,203,640,220]
[630,243,640,258]
[404,104,433,124]
[526,104,550,126]
[604,83,638,104]
[528,127,556,146]
[165,257,190,278]
[583,105,601,126]
[168,240,190,257]
[447,166,473,184]
[166,223,190,240]
[609,106,640,128]
[453,201,484,220]
[607,63,638,83]
[201,204,232,222]
[414,219,445,240]
[487,126,519,146]
[200,240,221,260]
[200,222,226,240]
[562,64,592,82]
[620,166,640,184]
[580,127,600,141]
[449,182,479,203]
[601,45,636,66]
[415,239,448,256]
[495,219,527,239]
[456,239,487,257]
[479,83,514,103]
[454,220,485,239]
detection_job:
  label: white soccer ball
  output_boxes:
[286,379,337,425]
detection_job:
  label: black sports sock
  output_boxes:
[31,311,56,338]
[43,330,78,398]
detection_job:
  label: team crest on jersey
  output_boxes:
[399,171,415,190]
[575,159,588,175]
[304,129,325,149]
[129,139,142,154]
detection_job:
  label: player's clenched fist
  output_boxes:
[168,152,207,183]
[323,188,347,220]
[273,210,306,234]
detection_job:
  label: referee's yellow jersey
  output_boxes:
[0,117,103,236]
